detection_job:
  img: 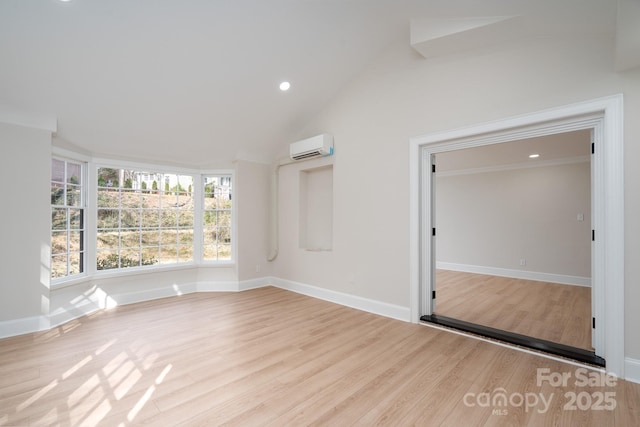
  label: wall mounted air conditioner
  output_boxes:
[290,134,334,160]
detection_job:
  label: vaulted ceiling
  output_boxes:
[0,0,636,167]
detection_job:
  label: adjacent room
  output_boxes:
[433,131,593,351]
[1,0,640,425]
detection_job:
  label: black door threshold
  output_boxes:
[421,314,605,367]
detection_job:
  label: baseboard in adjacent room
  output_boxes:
[436,261,591,287]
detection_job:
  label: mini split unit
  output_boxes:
[289,134,334,160]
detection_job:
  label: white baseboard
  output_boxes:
[0,276,410,338]
[436,261,591,287]
[0,315,50,339]
[625,357,640,384]
[269,277,411,322]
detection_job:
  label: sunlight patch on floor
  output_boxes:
[17,379,58,411]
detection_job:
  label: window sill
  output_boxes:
[50,261,236,290]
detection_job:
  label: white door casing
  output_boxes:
[409,94,624,377]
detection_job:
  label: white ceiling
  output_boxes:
[0,0,633,167]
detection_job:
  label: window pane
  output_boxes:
[204,211,217,226]
[142,193,160,209]
[67,184,81,207]
[178,230,193,245]
[160,210,176,227]
[141,248,159,266]
[51,183,65,205]
[218,245,231,260]
[51,159,65,182]
[141,210,160,227]
[204,197,216,210]
[97,168,120,188]
[52,208,67,230]
[67,162,82,185]
[159,246,177,264]
[97,209,119,229]
[178,245,193,263]
[141,230,160,246]
[218,211,231,227]
[97,251,119,270]
[121,190,141,208]
[160,230,177,245]
[218,194,232,209]
[121,210,140,228]
[178,210,193,227]
[218,227,231,243]
[69,253,82,276]
[160,193,176,208]
[177,192,190,206]
[69,209,83,229]
[203,229,217,245]
[51,255,67,279]
[121,231,141,248]
[203,244,217,260]
[120,249,140,268]
[69,231,82,252]
[98,189,119,207]
[97,231,119,249]
[51,231,67,255]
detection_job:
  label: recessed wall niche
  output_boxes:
[299,165,333,251]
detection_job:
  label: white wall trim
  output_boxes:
[1,279,258,339]
[237,277,273,291]
[269,277,411,322]
[0,276,411,339]
[436,262,591,287]
[624,358,640,385]
[0,315,51,339]
[409,94,625,378]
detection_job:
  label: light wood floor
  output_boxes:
[436,270,592,351]
[1,287,638,426]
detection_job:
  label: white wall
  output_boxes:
[0,122,51,321]
[235,160,273,281]
[274,35,640,360]
[436,162,591,280]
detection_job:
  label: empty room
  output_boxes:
[1,0,639,426]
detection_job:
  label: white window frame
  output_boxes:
[201,172,234,264]
[51,149,89,285]
[95,164,197,272]
[50,153,235,287]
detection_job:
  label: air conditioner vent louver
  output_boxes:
[290,134,333,161]
[292,150,323,160]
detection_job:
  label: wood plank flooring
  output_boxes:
[1,286,638,426]
[435,270,592,351]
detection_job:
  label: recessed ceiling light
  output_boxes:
[529,153,540,159]
[279,81,291,91]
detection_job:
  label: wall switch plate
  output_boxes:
[577,213,584,221]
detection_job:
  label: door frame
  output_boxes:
[409,94,624,377]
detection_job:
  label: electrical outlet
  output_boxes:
[256,264,261,273]
[520,258,526,266]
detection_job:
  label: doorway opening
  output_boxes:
[409,95,624,376]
